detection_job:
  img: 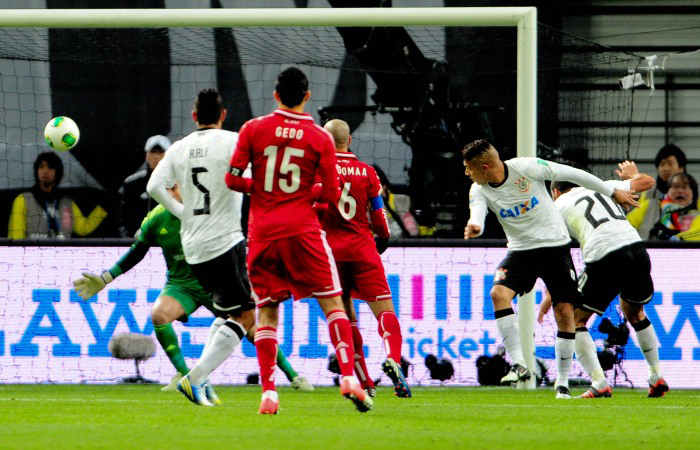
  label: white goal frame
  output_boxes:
[0,7,538,389]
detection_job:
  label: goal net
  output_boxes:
[1,8,667,389]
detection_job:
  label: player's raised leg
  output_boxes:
[151,295,190,391]
[491,285,530,385]
[255,303,281,414]
[621,300,668,397]
[319,295,372,412]
[368,300,411,398]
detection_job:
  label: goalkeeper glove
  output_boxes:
[73,271,114,301]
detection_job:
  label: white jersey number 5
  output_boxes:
[263,145,305,193]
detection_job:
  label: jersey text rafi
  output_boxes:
[189,147,208,158]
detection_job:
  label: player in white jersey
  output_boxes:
[462,139,638,399]
[147,89,256,406]
[541,161,669,398]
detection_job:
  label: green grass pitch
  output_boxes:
[0,385,696,449]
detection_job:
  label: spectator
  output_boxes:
[372,165,419,237]
[8,152,107,239]
[628,144,689,239]
[651,172,700,241]
[118,134,171,237]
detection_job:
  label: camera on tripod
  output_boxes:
[596,317,633,387]
[598,317,630,348]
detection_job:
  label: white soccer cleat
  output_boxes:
[500,363,531,385]
[161,372,184,392]
[555,385,572,399]
[291,376,314,392]
[177,374,214,406]
[203,380,222,405]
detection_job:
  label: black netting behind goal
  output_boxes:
[0,24,644,239]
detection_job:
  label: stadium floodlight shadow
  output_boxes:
[108,332,158,384]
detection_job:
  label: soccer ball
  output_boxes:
[44,116,80,152]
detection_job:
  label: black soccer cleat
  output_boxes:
[382,358,412,398]
[500,363,531,385]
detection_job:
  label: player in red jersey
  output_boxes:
[319,119,411,399]
[225,67,372,414]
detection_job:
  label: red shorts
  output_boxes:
[336,251,392,302]
[248,230,342,307]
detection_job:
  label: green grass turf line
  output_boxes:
[0,385,697,449]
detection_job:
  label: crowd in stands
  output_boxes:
[4,140,699,242]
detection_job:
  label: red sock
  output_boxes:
[326,310,355,377]
[350,321,374,389]
[254,326,278,392]
[377,311,403,362]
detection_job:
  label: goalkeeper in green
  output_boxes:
[73,200,312,399]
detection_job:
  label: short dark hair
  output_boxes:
[275,67,309,108]
[195,88,224,125]
[654,144,687,169]
[551,180,578,194]
[461,139,493,162]
[668,172,698,206]
[34,151,64,186]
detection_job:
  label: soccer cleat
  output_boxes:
[340,376,373,413]
[648,379,670,398]
[365,386,377,398]
[500,363,531,385]
[203,380,222,405]
[382,358,412,398]
[161,372,184,392]
[258,390,279,415]
[177,374,214,406]
[555,385,572,399]
[579,386,613,398]
[291,376,314,392]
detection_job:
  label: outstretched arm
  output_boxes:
[73,239,151,300]
[465,185,487,239]
[615,160,655,193]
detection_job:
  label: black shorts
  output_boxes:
[578,242,653,315]
[189,239,255,313]
[494,244,580,305]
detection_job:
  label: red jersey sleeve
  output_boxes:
[367,166,390,238]
[317,134,338,204]
[226,121,253,193]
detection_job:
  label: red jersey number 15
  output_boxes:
[263,145,305,193]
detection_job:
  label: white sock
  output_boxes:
[575,328,608,391]
[495,312,525,366]
[201,317,226,356]
[189,319,244,385]
[555,334,575,388]
[634,320,662,382]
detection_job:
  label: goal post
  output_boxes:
[0,6,538,388]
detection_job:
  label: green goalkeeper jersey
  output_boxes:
[110,205,200,290]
